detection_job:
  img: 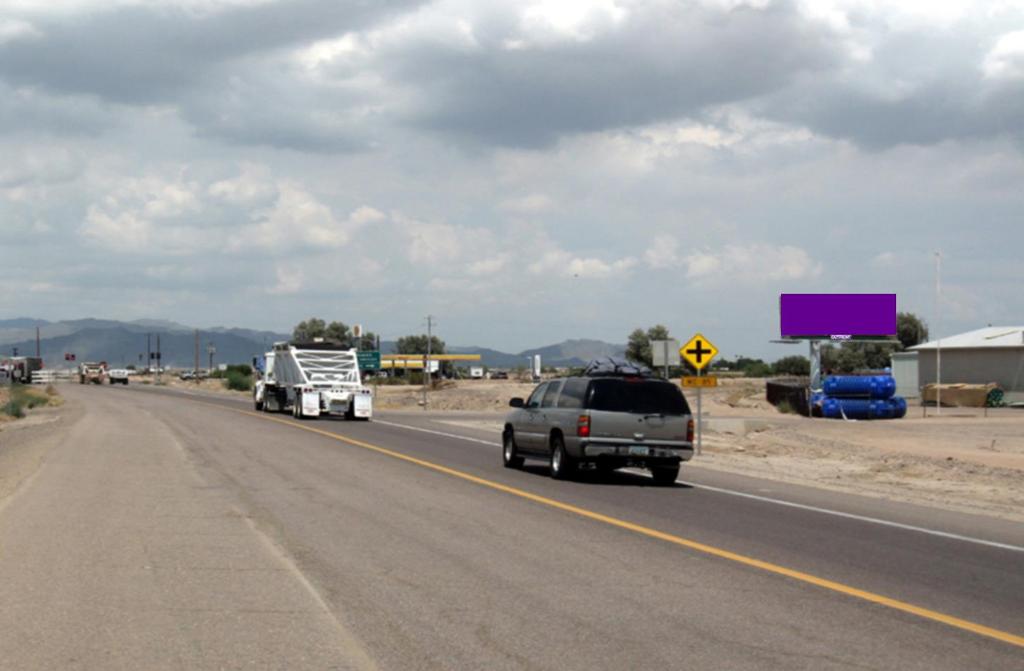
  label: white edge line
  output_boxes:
[373,418,1024,554]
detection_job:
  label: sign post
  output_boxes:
[680,333,719,456]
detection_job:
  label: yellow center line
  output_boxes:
[204,399,1024,650]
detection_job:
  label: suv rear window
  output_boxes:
[585,379,691,416]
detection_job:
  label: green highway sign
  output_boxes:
[357,350,381,371]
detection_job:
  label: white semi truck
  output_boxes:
[254,341,372,420]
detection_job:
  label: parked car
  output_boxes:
[503,374,694,484]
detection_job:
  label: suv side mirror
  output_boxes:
[509,397,524,408]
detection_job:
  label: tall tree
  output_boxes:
[324,321,351,344]
[820,311,929,373]
[293,318,326,341]
[896,312,928,349]
[396,335,446,355]
[292,318,369,349]
[625,325,670,367]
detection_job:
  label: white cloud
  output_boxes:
[499,192,554,214]
[207,163,277,205]
[529,247,636,278]
[983,30,1024,80]
[267,265,303,295]
[644,234,680,269]
[683,244,822,282]
[0,19,40,44]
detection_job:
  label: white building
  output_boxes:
[909,326,1024,394]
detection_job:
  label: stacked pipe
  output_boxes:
[817,375,907,420]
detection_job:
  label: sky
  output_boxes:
[1,0,1022,359]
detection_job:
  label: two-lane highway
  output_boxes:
[2,384,1021,669]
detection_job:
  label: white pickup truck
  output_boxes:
[108,369,131,385]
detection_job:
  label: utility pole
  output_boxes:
[147,333,152,373]
[935,252,942,415]
[423,315,434,410]
[156,335,162,382]
[35,326,40,358]
[207,341,216,372]
[194,330,200,382]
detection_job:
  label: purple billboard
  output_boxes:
[780,294,896,339]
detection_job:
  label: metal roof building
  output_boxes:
[909,326,1024,393]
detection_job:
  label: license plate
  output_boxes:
[628,446,649,457]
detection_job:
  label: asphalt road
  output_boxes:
[1,384,1021,670]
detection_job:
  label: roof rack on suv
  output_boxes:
[582,357,657,378]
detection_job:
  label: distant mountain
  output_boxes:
[448,345,528,368]
[0,318,52,328]
[128,319,194,332]
[451,339,626,368]
[207,326,291,344]
[3,327,275,368]
[2,317,625,370]
[521,339,626,367]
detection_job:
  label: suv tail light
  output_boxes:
[686,418,694,443]
[577,415,590,438]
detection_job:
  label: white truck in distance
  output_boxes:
[254,341,372,420]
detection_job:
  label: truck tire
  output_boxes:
[254,396,264,411]
[550,435,576,480]
[650,465,680,486]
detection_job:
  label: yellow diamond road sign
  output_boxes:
[680,333,718,371]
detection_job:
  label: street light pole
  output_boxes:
[935,252,942,416]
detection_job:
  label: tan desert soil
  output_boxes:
[0,389,75,505]
[371,380,539,411]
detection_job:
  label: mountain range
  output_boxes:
[0,319,625,369]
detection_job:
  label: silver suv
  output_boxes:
[503,375,694,485]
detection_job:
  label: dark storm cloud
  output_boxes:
[0,81,114,136]
[0,0,423,104]
[381,1,839,147]
[758,24,1024,149]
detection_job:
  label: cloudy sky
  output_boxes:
[2,0,1022,358]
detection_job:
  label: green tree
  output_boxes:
[293,318,326,341]
[292,318,376,349]
[324,321,351,344]
[773,355,810,376]
[396,335,446,355]
[358,332,378,351]
[821,311,929,373]
[625,324,670,367]
[897,312,928,349]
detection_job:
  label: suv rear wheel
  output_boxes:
[550,435,576,480]
[650,465,679,486]
[502,431,524,469]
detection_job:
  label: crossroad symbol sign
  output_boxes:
[680,333,718,371]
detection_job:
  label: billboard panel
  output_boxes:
[780,293,896,339]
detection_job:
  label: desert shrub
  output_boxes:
[2,399,24,418]
[743,362,773,378]
[11,385,49,409]
[775,399,797,414]
[773,356,810,376]
[45,384,58,396]
[223,370,253,392]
